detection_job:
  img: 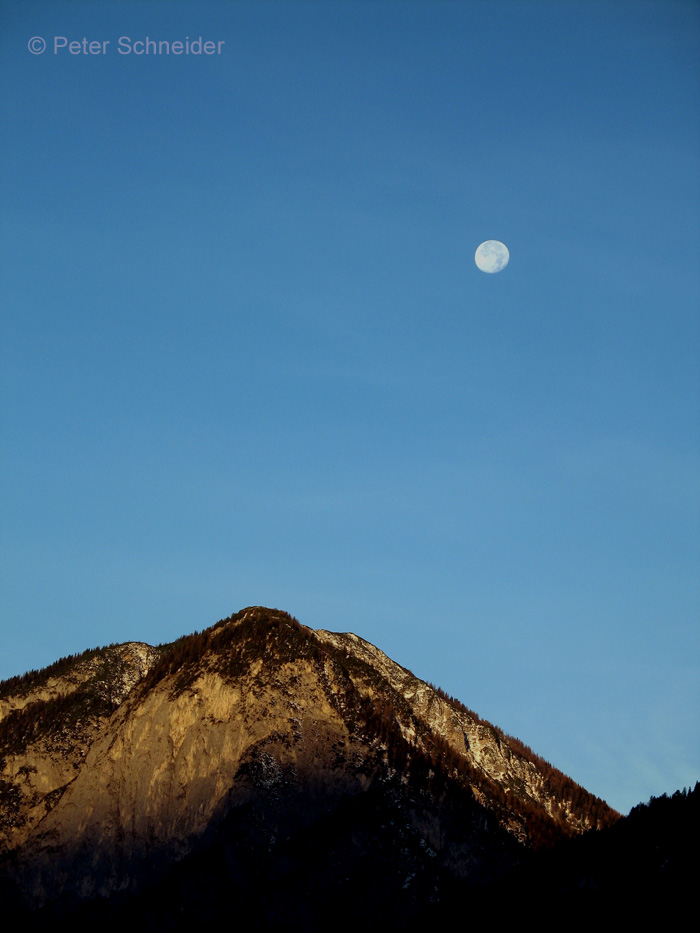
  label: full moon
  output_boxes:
[475,240,509,273]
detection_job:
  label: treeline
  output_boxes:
[0,645,116,701]
[316,654,577,850]
[428,683,485,725]
[497,780,699,914]
[629,782,700,824]
[427,680,618,831]
[348,678,577,850]
[503,731,617,829]
[141,607,309,695]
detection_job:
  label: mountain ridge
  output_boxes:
[0,605,619,923]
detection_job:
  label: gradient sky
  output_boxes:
[1,0,699,815]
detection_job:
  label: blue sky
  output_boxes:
[1,0,699,814]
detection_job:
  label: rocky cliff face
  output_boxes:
[0,641,163,855]
[0,607,618,924]
[315,629,601,836]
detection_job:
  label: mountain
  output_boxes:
[0,606,621,927]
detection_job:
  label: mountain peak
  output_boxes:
[1,606,618,923]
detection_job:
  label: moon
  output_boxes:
[475,240,509,273]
